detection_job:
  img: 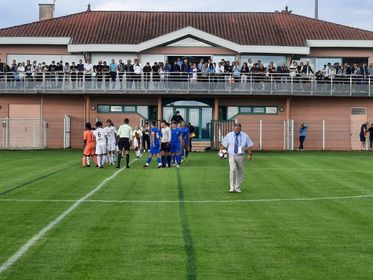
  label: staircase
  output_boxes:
[191,141,211,152]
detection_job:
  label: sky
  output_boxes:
[0,0,373,31]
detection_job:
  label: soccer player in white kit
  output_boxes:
[94,121,108,168]
[105,119,117,165]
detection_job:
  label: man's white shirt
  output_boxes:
[222,132,254,156]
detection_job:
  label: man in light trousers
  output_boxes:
[221,123,254,193]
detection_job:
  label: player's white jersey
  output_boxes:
[161,127,171,143]
[105,126,117,144]
[94,127,107,144]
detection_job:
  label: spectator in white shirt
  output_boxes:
[133,58,143,89]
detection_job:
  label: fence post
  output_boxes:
[290,119,294,151]
[322,120,326,151]
[270,75,273,95]
[283,120,286,150]
[369,76,371,97]
[250,74,253,95]
[350,75,353,96]
[259,119,263,151]
[5,117,9,149]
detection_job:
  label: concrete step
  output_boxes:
[191,141,211,152]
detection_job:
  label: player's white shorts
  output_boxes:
[107,142,116,152]
[95,142,107,155]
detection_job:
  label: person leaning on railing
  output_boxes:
[70,62,78,89]
[2,57,373,90]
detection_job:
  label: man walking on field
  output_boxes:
[221,123,253,193]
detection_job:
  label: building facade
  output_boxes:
[1,6,373,150]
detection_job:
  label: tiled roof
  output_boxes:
[1,11,373,46]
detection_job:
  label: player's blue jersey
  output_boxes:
[171,127,182,145]
[151,127,162,146]
[182,127,189,142]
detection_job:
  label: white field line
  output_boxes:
[0,159,138,275]
[1,194,373,204]
[184,166,373,174]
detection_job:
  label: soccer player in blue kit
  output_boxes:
[181,122,190,160]
[170,121,183,168]
[144,121,163,169]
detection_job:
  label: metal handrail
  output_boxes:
[0,72,371,96]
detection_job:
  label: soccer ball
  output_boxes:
[218,149,228,160]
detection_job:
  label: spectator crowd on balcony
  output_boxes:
[0,57,372,89]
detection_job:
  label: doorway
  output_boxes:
[350,107,367,150]
[163,100,213,140]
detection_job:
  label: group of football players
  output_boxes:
[82,118,190,169]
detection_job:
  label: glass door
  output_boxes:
[201,107,212,139]
[188,108,200,139]
[175,108,187,122]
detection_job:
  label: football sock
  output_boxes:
[86,156,90,166]
[167,155,171,166]
[117,155,121,167]
[157,157,162,166]
[102,155,107,165]
[82,156,86,167]
[146,157,152,164]
[97,155,102,167]
[185,149,189,158]
[126,154,129,167]
[161,156,165,166]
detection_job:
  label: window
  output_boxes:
[227,106,278,118]
[252,107,265,114]
[266,107,278,114]
[227,107,239,119]
[241,55,287,68]
[110,106,123,112]
[96,105,149,118]
[124,106,136,112]
[240,107,252,113]
[97,105,110,113]
[315,58,342,71]
[351,108,367,115]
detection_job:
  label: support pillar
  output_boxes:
[84,95,91,123]
[285,97,292,120]
[157,96,162,121]
[213,96,219,121]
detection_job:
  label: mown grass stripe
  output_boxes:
[0,159,138,275]
[0,166,73,196]
[176,168,197,280]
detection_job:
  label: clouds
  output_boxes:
[1,0,372,31]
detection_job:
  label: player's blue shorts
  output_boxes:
[170,143,180,153]
[150,145,161,154]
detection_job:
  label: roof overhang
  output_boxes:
[0,37,71,45]
[5,29,373,54]
[67,27,310,54]
[307,40,373,48]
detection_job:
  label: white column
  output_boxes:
[322,120,326,151]
[259,120,263,151]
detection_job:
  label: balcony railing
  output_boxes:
[0,72,372,96]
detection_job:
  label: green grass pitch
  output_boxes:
[0,150,373,279]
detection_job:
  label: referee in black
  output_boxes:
[116,118,133,168]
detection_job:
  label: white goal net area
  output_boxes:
[0,118,47,149]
